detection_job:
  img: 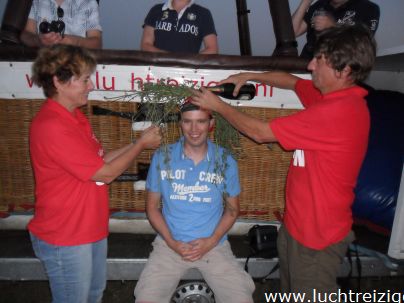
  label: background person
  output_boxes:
[191,25,376,297]
[29,44,161,303]
[134,102,254,303]
[292,0,379,58]
[141,0,218,54]
[20,0,102,49]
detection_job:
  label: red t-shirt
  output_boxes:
[271,80,370,250]
[28,99,109,246]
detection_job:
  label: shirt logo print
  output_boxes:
[293,149,305,167]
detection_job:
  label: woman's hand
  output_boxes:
[138,125,162,149]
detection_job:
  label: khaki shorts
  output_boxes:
[277,225,354,298]
[134,237,255,303]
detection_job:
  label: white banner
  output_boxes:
[0,62,310,109]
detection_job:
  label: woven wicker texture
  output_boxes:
[0,99,43,212]
[0,98,297,221]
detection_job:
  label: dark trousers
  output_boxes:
[277,225,354,300]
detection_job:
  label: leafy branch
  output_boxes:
[105,81,242,159]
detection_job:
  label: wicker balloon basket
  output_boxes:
[0,98,297,221]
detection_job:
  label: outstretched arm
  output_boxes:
[92,125,161,184]
[219,71,299,94]
[191,71,299,143]
[192,89,276,143]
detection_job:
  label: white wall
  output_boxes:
[0,0,402,55]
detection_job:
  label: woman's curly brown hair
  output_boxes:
[32,44,97,98]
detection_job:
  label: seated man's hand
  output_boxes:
[39,32,63,46]
[168,240,194,258]
[182,237,217,262]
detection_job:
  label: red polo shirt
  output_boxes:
[271,80,370,249]
[28,99,109,245]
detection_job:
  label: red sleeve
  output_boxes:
[32,117,104,182]
[295,79,323,108]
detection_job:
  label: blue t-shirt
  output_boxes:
[146,138,240,243]
[143,2,217,53]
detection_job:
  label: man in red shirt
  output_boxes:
[191,25,376,296]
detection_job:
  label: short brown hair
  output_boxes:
[180,100,212,118]
[314,25,376,83]
[31,45,97,98]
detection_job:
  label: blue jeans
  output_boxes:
[30,233,107,303]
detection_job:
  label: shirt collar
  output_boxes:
[323,85,368,100]
[162,0,195,20]
[45,98,83,125]
[178,136,212,163]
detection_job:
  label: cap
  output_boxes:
[180,97,212,117]
[180,98,200,113]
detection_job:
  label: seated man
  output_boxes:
[292,0,379,58]
[20,0,102,49]
[134,102,254,303]
[141,0,218,54]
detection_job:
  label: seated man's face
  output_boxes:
[180,109,213,149]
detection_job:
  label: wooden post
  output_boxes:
[235,0,252,56]
[0,0,33,44]
[267,0,298,56]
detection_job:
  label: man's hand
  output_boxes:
[182,237,217,262]
[218,73,250,97]
[167,239,194,258]
[312,14,335,32]
[39,32,63,46]
[191,87,224,112]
